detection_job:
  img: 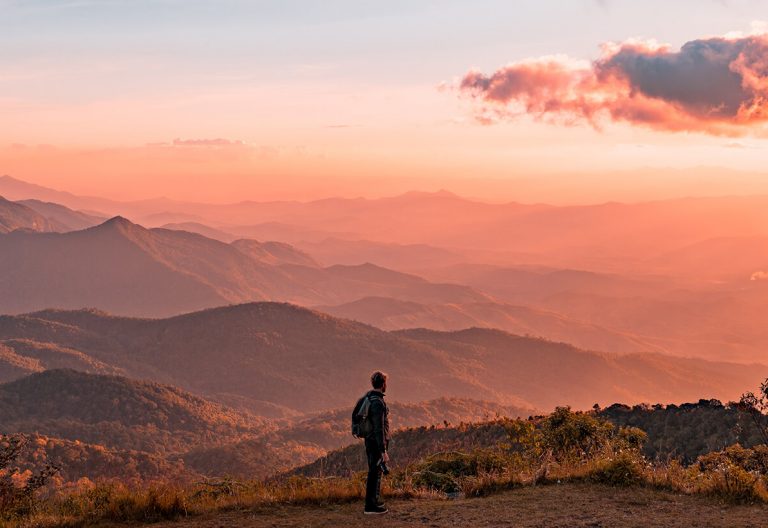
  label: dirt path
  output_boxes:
[145,484,767,528]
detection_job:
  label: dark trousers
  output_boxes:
[364,437,382,508]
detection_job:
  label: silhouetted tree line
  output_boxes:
[599,397,768,463]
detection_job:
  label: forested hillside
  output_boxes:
[599,400,768,462]
[0,303,761,416]
[0,370,270,452]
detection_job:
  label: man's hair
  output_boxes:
[371,371,387,389]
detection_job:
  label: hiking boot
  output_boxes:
[364,505,388,515]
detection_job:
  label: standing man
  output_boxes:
[364,371,390,515]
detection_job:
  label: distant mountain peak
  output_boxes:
[103,215,134,226]
[0,195,56,233]
[94,215,146,234]
[74,216,154,247]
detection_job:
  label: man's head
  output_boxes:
[371,371,387,393]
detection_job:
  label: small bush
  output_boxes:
[698,444,768,474]
[416,451,505,478]
[588,453,645,487]
[411,470,461,493]
[691,444,768,503]
[616,426,648,451]
[541,407,615,462]
[409,450,507,494]
[703,463,762,504]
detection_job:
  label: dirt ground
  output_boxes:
[138,483,768,528]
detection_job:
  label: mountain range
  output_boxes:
[317,296,667,355]
[0,303,762,415]
[0,195,57,233]
[6,186,768,363]
[5,175,768,278]
[0,215,488,316]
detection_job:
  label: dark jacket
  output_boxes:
[366,390,389,453]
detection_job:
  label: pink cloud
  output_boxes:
[458,34,768,135]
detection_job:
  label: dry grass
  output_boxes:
[111,483,768,528]
[7,474,442,527]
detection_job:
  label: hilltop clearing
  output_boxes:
[129,484,767,528]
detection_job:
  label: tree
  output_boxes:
[0,435,59,519]
[738,378,768,444]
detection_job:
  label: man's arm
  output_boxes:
[369,398,386,454]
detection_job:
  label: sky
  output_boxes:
[1,0,768,203]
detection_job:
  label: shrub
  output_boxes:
[415,451,505,478]
[703,463,762,504]
[616,426,648,451]
[541,407,619,462]
[588,452,645,487]
[409,450,507,494]
[698,444,768,474]
[411,470,461,493]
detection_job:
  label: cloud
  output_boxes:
[457,32,768,135]
[172,138,246,147]
[751,270,768,281]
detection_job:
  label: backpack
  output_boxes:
[351,393,374,438]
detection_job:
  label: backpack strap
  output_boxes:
[357,393,372,418]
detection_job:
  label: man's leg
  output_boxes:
[364,439,381,509]
[374,456,383,505]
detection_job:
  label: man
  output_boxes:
[364,371,390,515]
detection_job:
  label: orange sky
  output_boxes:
[2,2,768,204]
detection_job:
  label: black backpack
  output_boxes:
[351,393,374,438]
